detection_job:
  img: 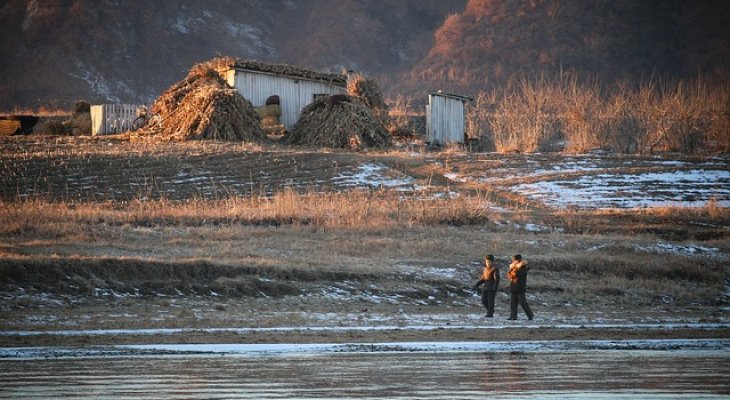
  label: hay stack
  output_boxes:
[347,73,398,136]
[284,94,391,150]
[137,58,266,142]
[347,73,388,114]
[67,100,91,135]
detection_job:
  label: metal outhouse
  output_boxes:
[426,91,472,145]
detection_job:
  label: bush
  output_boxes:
[468,73,730,155]
[74,100,91,114]
[41,120,69,135]
[68,112,91,135]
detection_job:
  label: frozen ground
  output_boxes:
[1,338,728,358]
[331,162,416,190]
[2,322,729,342]
[512,169,730,208]
[443,154,730,209]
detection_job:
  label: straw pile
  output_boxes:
[284,94,392,150]
[347,73,397,136]
[347,73,388,114]
[136,58,266,142]
[67,100,91,135]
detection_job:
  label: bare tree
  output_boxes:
[465,91,497,151]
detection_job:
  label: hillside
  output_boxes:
[0,0,463,110]
[1,0,728,110]
[396,0,730,96]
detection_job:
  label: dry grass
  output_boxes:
[468,72,730,154]
[0,189,493,232]
[1,226,724,317]
[2,211,726,337]
[544,205,730,241]
[0,136,726,330]
[2,106,70,117]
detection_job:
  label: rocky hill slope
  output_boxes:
[0,0,463,110]
[396,0,730,97]
[1,0,727,110]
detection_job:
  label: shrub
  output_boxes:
[73,100,91,114]
[468,73,730,155]
[42,120,70,135]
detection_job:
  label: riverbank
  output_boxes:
[3,322,729,347]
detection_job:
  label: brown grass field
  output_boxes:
[0,135,728,346]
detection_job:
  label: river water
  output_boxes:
[1,343,728,399]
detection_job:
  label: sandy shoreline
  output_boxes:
[2,323,729,347]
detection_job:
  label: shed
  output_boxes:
[426,91,473,145]
[90,104,147,135]
[221,60,348,130]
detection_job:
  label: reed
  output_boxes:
[469,72,730,155]
[0,188,493,232]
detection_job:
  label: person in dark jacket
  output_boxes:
[474,254,500,317]
[506,254,534,320]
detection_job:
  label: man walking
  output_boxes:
[474,254,500,317]
[507,254,534,320]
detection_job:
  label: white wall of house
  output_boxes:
[426,93,469,145]
[226,69,346,129]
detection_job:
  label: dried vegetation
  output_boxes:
[284,73,392,150]
[284,95,392,150]
[135,58,266,142]
[467,73,730,154]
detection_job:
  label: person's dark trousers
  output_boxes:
[510,291,534,320]
[481,290,496,317]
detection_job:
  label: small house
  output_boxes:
[221,60,348,130]
[426,91,473,145]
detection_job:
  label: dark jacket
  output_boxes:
[507,260,529,293]
[475,265,500,291]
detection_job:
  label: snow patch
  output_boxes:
[223,21,276,57]
[332,163,415,190]
[515,223,554,233]
[172,17,190,34]
[635,242,720,257]
[444,172,468,183]
[69,61,135,103]
[512,169,730,209]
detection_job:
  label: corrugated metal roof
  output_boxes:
[429,91,473,102]
[228,59,347,87]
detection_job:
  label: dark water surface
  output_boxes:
[1,350,728,399]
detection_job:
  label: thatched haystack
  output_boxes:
[347,73,388,114]
[136,58,266,142]
[284,94,392,150]
[67,100,91,135]
[347,73,403,137]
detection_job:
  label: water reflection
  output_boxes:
[1,350,728,399]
